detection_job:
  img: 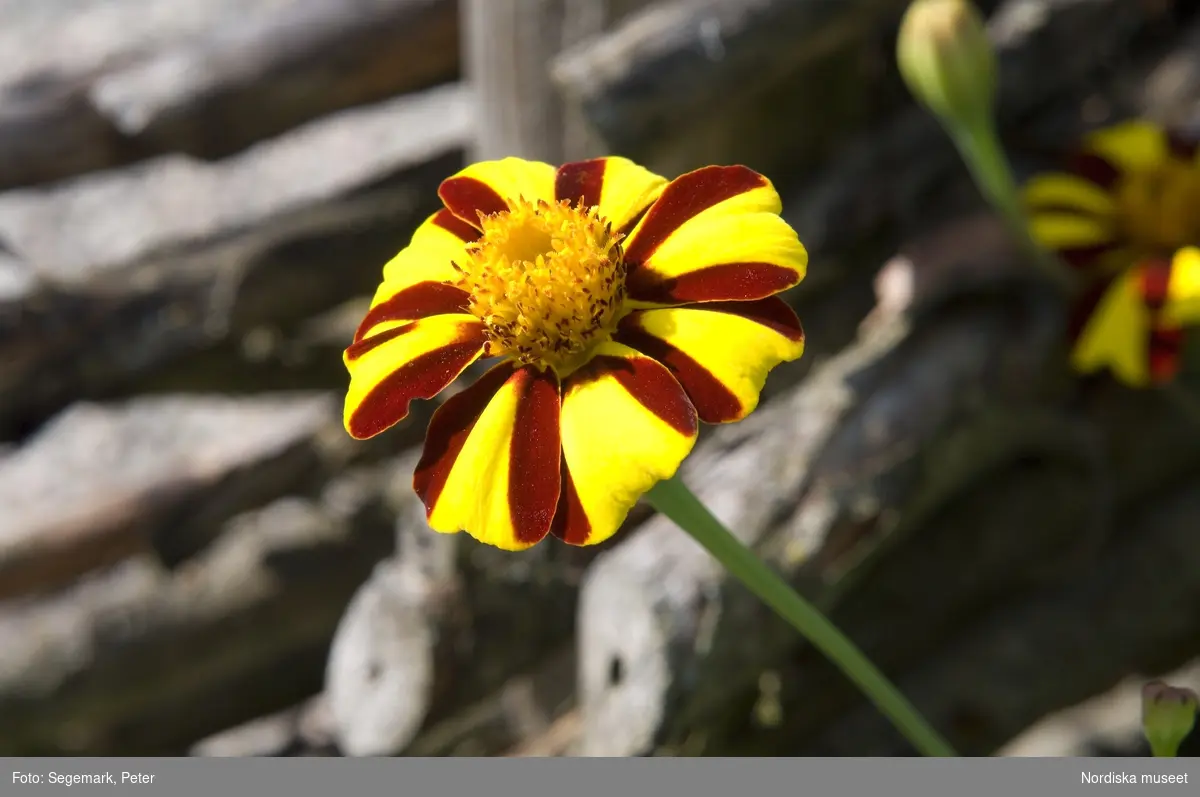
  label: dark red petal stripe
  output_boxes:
[507,367,563,545]
[627,262,799,304]
[569,355,697,437]
[623,166,767,265]
[1069,151,1122,191]
[431,207,483,242]
[345,322,417,361]
[555,160,606,209]
[1139,259,1173,311]
[704,297,806,342]
[413,361,518,515]
[616,321,743,423]
[549,456,591,545]
[353,282,471,342]
[1148,326,1185,383]
[347,329,487,440]
[438,176,509,226]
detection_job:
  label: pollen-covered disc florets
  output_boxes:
[453,197,627,373]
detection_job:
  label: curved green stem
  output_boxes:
[644,475,958,757]
[949,122,1076,295]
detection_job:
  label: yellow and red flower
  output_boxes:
[1023,120,1200,386]
[343,157,807,550]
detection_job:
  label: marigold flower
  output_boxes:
[1024,121,1200,386]
[343,157,807,550]
[1024,120,1200,276]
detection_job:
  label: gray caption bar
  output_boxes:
[1,757,1194,797]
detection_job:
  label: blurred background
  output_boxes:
[0,0,1199,757]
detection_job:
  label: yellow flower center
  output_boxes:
[453,197,627,374]
[1116,161,1200,252]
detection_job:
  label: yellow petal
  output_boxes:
[438,158,558,224]
[1083,120,1168,174]
[380,209,477,283]
[1022,173,1116,216]
[1163,246,1200,326]
[1071,269,1151,387]
[623,165,807,305]
[343,315,485,439]
[553,157,668,233]
[420,364,562,550]
[617,298,805,424]
[1028,211,1116,251]
[556,341,698,546]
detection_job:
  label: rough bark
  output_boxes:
[0,464,400,755]
[550,0,1173,177]
[0,84,469,439]
[325,470,600,756]
[0,0,460,189]
[0,393,337,600]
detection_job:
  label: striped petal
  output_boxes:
[622,165,807,306]
[438,158,557,227]
[416,363,562,550]
[616,298,804,424]
[1083,121,1169,176]
[554,157,668,235]
[553,342,698,546]
[1071,268,1152,386]
[344,316,486,440]
[355,209,479,342]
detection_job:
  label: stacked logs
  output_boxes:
[1,0,1198,758]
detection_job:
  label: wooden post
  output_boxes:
[460,0,649,163]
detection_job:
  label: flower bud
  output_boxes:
[1142,680,1198,757]
[897,0,997,133]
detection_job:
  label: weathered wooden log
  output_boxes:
[0,463,400,755]
[0,393,347,601]
[0,0,460,189]
[325,472,599,756]
[808,475,1200,756]
[550,0,1175,178]
[0,84,469,439]
[191,647,579,757]
[1000,660,1200,757]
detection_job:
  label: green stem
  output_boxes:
[644,475,958,757]
[949,122,1077,295]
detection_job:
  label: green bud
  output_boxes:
[896,0,997,134]
[1142,680,1198,757]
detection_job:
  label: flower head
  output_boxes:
[1024,121,1200,386]
[344,157,807,550]
[1024,120,1200,276]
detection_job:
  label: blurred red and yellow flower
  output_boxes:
[343,157,807,550]
[1024,121,1200,385]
